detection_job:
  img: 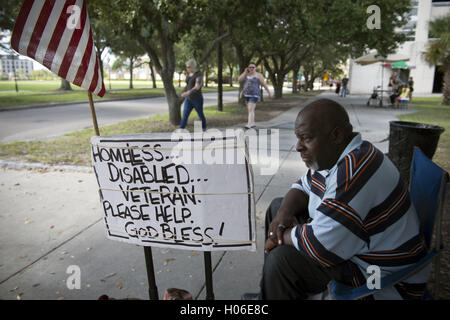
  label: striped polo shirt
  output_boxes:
[291,133,431,299]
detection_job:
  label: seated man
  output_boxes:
[253,98,430,300]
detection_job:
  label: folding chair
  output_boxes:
[397,88,410,109]
[329,147,449,300]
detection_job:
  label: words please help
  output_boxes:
[90,132,256,252]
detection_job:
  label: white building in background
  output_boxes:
[349,0,450,95]
[0,54,34,79]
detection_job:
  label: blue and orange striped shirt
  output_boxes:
[291,133,430,299]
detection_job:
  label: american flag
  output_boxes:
[11,0,106,97]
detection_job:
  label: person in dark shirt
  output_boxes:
[340,75,349,97]
[408,77,414,102]
[180,59,206,131]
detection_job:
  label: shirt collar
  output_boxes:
[312,133,363,178]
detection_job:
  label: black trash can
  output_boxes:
[388,121,445,183]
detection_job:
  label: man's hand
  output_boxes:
[265,214,296,254]
[265,226,295,254]
[264,236,278,254]
[181,91,189,98]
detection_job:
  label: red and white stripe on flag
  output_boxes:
[11,0,106,97]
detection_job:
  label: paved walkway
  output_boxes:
[0,92,416,300]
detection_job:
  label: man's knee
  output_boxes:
[264,245,296,274]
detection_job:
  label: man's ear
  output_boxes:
[331,127,346,145]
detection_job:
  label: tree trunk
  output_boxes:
[229,65,233,87]
[129,57,134,89]
[99,57,104,84]
[59,78,72,91]
[160,72,183,125]
[443,58,450,106]
[150,60,157,88]
[217,21,223,112]
[273,78,284,99]
[265,64,285,99]
[136,21,180,125]
[292,65,300,93]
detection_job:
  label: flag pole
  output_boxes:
[89,86,161,300]
[87,91,100,136]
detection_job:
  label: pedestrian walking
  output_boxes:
[180,59,206,131]
[238,62,272,129]
[340,75,349,97]
[335,80,341,95]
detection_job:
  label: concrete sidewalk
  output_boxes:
[0,92,416,300]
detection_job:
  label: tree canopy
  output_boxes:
[0,0,414,120]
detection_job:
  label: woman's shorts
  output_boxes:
[245,96,259,104]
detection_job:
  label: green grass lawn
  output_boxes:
[397,97,450,172]
[0,92,317,166]
[0,80,238,108]
[0,79,239,92]
[0,79,163,92]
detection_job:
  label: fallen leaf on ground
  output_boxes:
[116,282,123,289]
[163,258,175,266]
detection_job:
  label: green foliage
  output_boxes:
[422,13,450,105]
[423,13,450,67]
[0,0,22,31]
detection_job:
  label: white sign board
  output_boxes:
[91,133,256,251]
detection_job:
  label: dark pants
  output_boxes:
[179,96,206,131]
[261,197,354,300]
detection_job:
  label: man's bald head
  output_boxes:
[294,98,355,170]
[295,98,353,138]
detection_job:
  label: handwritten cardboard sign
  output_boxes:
[91,133,256,251]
